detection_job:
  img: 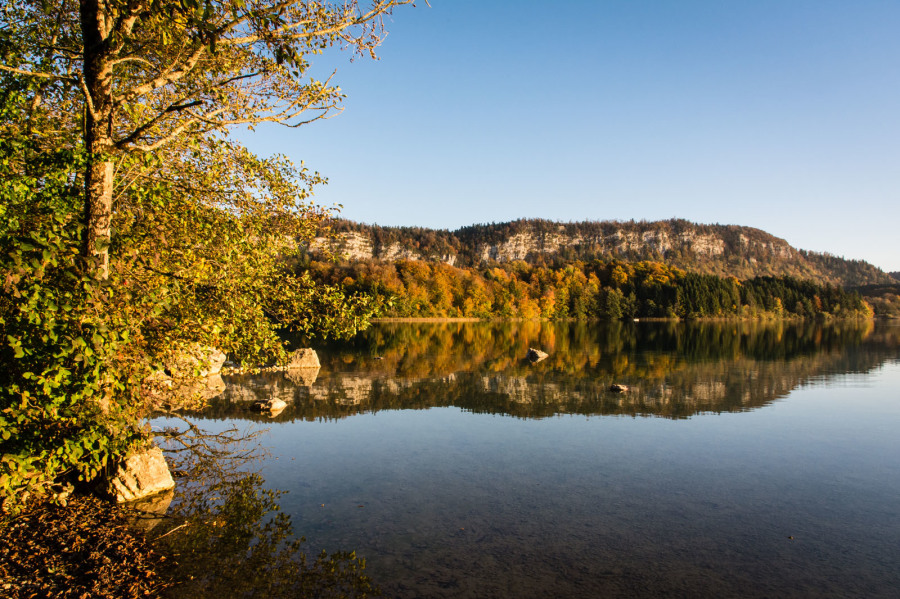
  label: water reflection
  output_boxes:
[184,320,898,421]
[147,321,900,599]
[146,420,379,598]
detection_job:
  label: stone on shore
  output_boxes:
[287,348,320,369]
[107,446,175,503]
[525,348,549,363]
[166,344,227,378]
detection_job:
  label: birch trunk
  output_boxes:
[80,0,115,279]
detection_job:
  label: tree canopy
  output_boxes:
[2,0,417,273]
[1,1,416,511]
[308,257,872,321]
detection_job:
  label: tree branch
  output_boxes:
[114,42,208,108]
[0,64,73,80]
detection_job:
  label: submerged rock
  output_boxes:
[525,348,549,363]
[107,446,175,503]
[127,488,175,533]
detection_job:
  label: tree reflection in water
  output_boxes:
[141,321,900,599]
[182,320,900,423]
[150,418,379,598]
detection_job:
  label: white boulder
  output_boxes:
[107,446,175,503]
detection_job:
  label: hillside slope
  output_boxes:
[308,218,890,287]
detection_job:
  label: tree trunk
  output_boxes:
[80,0,115,279]
[83,142,114,279]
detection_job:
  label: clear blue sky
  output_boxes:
[237,0,900,272]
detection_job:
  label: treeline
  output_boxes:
[304,258,870,320]
[851,283,900,319]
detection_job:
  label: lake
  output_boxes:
[152,320,900,598]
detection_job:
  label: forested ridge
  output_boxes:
[312,218,892,287]
[305,257,872,320]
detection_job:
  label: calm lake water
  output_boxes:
[153,320,900,598]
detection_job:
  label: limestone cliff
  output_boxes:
[306,218,890,286]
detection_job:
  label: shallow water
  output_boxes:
[155,320,900,598]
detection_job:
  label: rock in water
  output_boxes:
[287,348,320,369]
[609,384,629,393]
[252,398,288,417]
[143,371,226,411]
[107,446,175,503]
[525,348,549,363]
[128,489,175,532]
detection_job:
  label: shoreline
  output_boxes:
[370,317,485,322]
[369,315,876,323]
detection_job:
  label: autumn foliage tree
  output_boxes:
[3,0,417,275]
[1,1,417,510]
[312,257,871,321]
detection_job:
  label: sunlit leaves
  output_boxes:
[0,3,407,513]
[4,1,415,154]
[310,256,870,321]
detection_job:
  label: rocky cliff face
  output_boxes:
[306,219,890,286]
[476,228,753,262]
[310,233,454,264]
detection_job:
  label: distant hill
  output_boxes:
[890,272,900,281]
[308,218,891,287]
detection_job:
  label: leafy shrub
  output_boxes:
[1,126,146,511]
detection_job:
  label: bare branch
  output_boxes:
[114,43,208,108]
[222,0,416,45]
[109,55,155,68]
[77,73,98,121]
[120,106,229,152]
[0,64,73,80]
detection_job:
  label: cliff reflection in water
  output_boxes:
[190,320,898,421]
